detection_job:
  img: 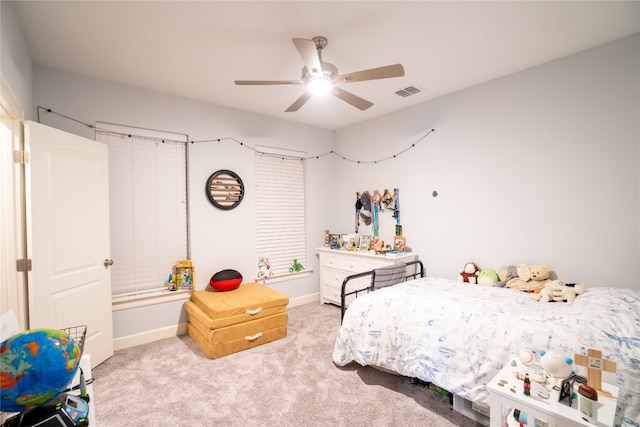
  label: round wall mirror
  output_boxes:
[205,170,245,210]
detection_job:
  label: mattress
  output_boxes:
[185,282,289,359]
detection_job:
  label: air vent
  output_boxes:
[395,85,423,98]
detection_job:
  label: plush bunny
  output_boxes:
[532,280,587,303]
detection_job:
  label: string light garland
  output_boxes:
[37,106,435,164]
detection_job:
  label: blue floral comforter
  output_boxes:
[333,277,640,426]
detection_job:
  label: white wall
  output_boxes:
[332,34,639,289]
[7,2,638,343]
[1,1,33,116]
[31,67,333,339]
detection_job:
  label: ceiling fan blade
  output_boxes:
[235,80,303,86]
[331,87,373,111]
[336,64,405,83]
[292,38,322,75]
[285,92,313,112]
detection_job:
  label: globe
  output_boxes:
[0,328,81,413]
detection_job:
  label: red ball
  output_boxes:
[209,269,242,291]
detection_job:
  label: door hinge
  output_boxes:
[13,150,30,164]
[16,258,32,272]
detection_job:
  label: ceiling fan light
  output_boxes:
[307,76,332,95]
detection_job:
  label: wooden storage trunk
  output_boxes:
[184,282,289,359]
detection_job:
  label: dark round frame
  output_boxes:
[205,169,245,210]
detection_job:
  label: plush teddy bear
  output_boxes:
[458,262,480,284]
[531,280,587,303]
[506,264,552,292]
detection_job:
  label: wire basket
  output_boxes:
[62,325,87,356]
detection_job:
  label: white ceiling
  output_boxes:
[12,1,640,130]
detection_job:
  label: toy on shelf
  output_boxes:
[168,260,195,291]
[257,257,273,279]
[289,259,304,273]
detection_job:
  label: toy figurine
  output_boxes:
[289,259,304,273]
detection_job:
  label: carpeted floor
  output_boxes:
[93,301,485,426]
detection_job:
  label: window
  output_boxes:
[255,147,306,279]
[96,122,189,297]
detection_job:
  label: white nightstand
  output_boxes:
[487,358,618,427]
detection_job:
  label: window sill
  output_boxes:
[112,289,191,311]
[111,270,314,310]
[255,269,313,285]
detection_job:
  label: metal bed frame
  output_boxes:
[340,259,425,322]
[338,260,454,405]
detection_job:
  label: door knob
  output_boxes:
[103,259,114,269]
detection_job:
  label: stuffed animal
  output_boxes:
[458,262,480,284]
[540,350,574,378]
[496,265,518,288]
[477,269,499,286]
[532,280,587,303]
[506,264,551,292]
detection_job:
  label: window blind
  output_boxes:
[95,122,188,297]
[255,149,306,277]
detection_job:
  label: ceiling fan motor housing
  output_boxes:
[301,61,338,83]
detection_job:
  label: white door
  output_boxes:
[24,121,114,367]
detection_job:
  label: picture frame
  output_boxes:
[372,239,385,252]
[347,233,360,250]
[393,235,406,251]
[359,234,372,251]
[329,234,340,249]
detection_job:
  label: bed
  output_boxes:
[332,270,640,426]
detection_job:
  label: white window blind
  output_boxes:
[96,122,188,297]
[255,148,306,277]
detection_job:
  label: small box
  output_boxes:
[173,260,195,291]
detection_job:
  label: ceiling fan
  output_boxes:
[234,36,405,112]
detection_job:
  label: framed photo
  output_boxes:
[393,235,406,251]
[359,234,372,251]
[347,233,360,250]
[329,234,340,249]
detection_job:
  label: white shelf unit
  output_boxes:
[316,247,418,306]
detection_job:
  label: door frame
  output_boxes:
[0,73,28,332]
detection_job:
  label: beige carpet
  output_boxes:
[93,301,485,426]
